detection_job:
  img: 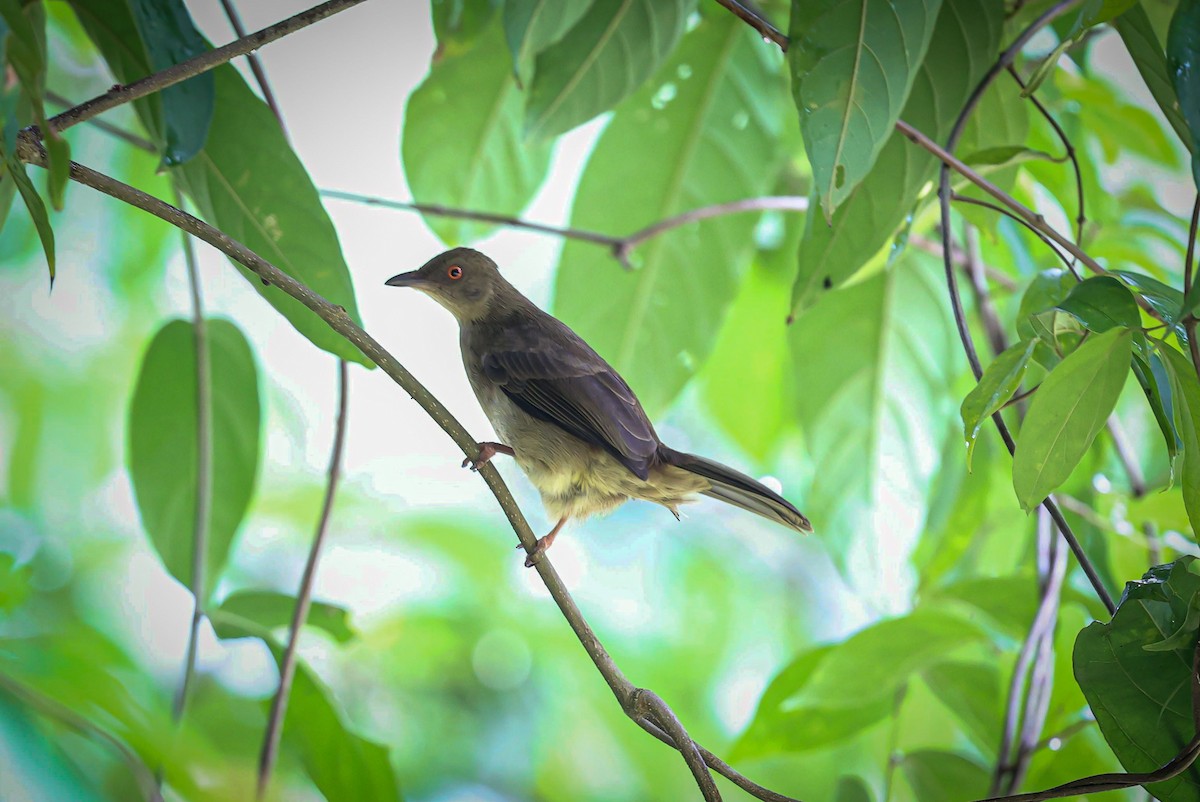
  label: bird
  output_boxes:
[386,247,812,566]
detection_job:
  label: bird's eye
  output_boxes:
[448,265,463,280]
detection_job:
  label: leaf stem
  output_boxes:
[1183,194,1200,377]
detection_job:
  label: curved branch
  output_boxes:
[45,0,367,135]
[22,142,803,802]
[217,0,287,127]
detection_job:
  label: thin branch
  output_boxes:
[217,0,287,127]
[21,144,802,802]
[1007,66,1086,272]
[258,361,348,799]
[951,193,1073,270]
[710,0,786,47]
[0,673,164,802]
[1184,194,1200,376]
[45,91,156,152]
[44,0,366,136]
[635,690,722,801]
[172,189,211,724]
[1107,417,1147,499]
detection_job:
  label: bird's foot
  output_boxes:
[461,441,514,471]
[518,517,566,567]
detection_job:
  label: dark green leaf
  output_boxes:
[1110,268,1185,324]
[6,156,53,282]
[129,318,261,602]
[923,662,1002,757]
[901,750,991,801]
[524,0,691,140]
[1168,0,1200,189]
[216,590,356,644]
[128,0,214,165]
[834,776,874,802]
[211,612,402,802]
[1074,558,1200,801]
[962,145,1058,169]
[1115,5,1193,151]
[502,0,590,82]
[1056,275,1142,332]
[553,16,785,415]
[788,0,1004,313]
[1161,345,1200,535]
[176,67,369,366]
[1016,268,1076,345]
[1133,348,1180,471]
[402,24,552,244]
[1013,327,1132,510]
[431,0,498,57]
[788,0,942,218]
[961,339,1038,467]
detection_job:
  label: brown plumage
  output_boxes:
[387,247,811,565]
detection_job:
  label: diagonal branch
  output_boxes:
[44,0,367,136]
[19,139,802,802]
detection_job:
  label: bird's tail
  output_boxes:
[660,447,812,534]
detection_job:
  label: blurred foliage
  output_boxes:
[3,0,1200,801]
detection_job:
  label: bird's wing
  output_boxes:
[480,338,659,480]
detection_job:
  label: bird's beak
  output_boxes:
[385,270,425,289]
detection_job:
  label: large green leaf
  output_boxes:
[128,318,261,602]
[502,0,591,82]
[1161,346,1200,536]
[961,338,1037,467]
[789,0,1003,314]
[787,0,942,218]
[128,0,213,165]
[1013,327,1132,511]
[922,661,1002,757]
[900,750,990,801]
[177,67,369,366]
[524,0,691,140]
[735,608,987,759]
[402,25,552,245]
[1115,5,1193,151]
[1056,276,1142,333]
[553,15,785,415]
[211,612,402,802]
[1074,558,1200,802]
[1169,0,1200,189]
[789,254,959,594]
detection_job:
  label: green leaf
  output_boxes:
[790,255,960,587]
[1133,348,1180,472]
[524,0,691,140]
[787,0,942,218]
[176,66,369,366]
[553,16,785,415]
[1110,268,1185,324]
[961,339,1038,467]
[0,552,31,613]
[502,0,591,82]
[6,156,53,282]
[922,662,1002,757]
[788,0,1004,313]
[1144,590,1200,651]
[216,590,356,644]
[1169,0,1200,190]
[211,612,402,802]
[962,145,1058,169]
[1161,345,1200,535]
[402,24,552,245]
[1115,5,1193,151]
[900,750,991,801]
[782,609,987,709]
[1016,267,1076,346]
[128,318,261,602]
[431,0,498,58]
[834,776,874,802]
[1056,275,1142,332]
[732,644,895,759]
[1013,327,1132,510]
[1074,558,1200,801]
[128,0,214,165]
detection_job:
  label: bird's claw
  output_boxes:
[462,441,513,472]
[519,538,550,568]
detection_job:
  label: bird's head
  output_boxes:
[386,247,505,322]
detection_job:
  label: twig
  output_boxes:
[1007,66,1085,276]
[45,91,156,152]
[217,0,287,127]
[44,0,366,136]
[710,0,786,47]
[1184,195,1200,376]
[635,690,722,801]
[172,188,211,724]
[258,361,348,799]
[18,143,801,802]
[321,189,807,269]
[0,673,164,802]
[951,193,1072,269]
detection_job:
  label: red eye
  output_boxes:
[448,265,463,280]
